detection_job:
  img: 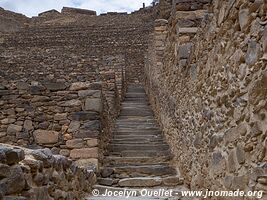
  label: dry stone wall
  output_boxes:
[0,144,95,199]
[145,0,267,198]
[0,6,156,199]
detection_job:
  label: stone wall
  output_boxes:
[0,4,153,165]
[145,0,267,198]
[0,144,95,199]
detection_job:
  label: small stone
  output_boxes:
[163,176,183,186]
[178,43,193,59]
[101,168,114,178]
[251,122,263,136]
[23,120,33,131]
[63,133,72,140]
[68,121,80,133]
[227,150,239,173]
[5,148,25,165]
[239,8,250,31]
[245,39,260,65]
[258,177,267,185]
[33,130,59,144]
[59,149,70,157]
[236,144,245,164]
[54,113,67,121]
[75,158,98,169]
[7,124,22,135]
[86,139,98,147]
[0,132,7,138]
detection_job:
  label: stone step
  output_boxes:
[120,110,153,116]
[119,150,172,157]
[110,140,165,145]
[116,119,157,123]
[117,176,183,187]
[115,131,161,136]
[125,93,147,98]
[116,124,159,128]
[101,165,176,177]
[118,116,155,120]
[121,101,149,108]
[127,88,146,93]
[103,156,172,166]
[115,128,161,132]
[108,144,170,152]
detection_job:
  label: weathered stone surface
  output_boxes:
[43,82,67,91]
[5,165,25,195]
[67,121,80,133]
[54,113,67,121]
[81,120,101,131]
[70,147,98,159]
[33,130,59,144]
[86,139,98,147]
[84,98,102,112]
[118,177,162,187]
[66,139,84,149]
[69,82,90,91]
[178,43,193,59]
[61,99,82,107]
[178,27,198,34]
[239,8,250,31]
[162,176,183,186]
[69,111,99,121]
[78,90,101,98]
[7,125,22,135]
[23,120,33,131]
[75,158,98,169]
[245,39,260,65]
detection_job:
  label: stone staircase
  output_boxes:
[87,85,187,199]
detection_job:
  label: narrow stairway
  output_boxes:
[88,85,186,200]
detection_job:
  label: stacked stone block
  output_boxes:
[0,144,96,199]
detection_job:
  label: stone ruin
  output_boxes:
[0,0,267,199]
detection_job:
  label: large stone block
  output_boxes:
[43,82,67,91]
[70,147,98,159]
[84,98,102,112]
[80,120,101,131]
[67,121,80,133]
[61,99,82,107]
[69,111,99,121]
[33,130,59,144]
[69,82,90,91]
[78,90,101,98]
[66,139,84,149]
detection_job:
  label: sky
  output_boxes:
[0,0,153,17]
